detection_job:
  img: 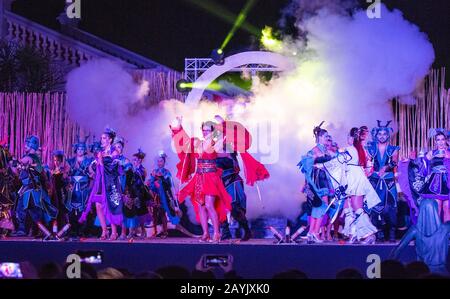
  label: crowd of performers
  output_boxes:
[0,118,449,244]
[0,115,269,242]
[298,121,450,244]
[0,132,185,241]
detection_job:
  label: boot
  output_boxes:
[221,222,232,240]
[389,228,396,243]
[376,230,385,242]
[240,221,252,241]
[354,208,377,241]
[342,207,355,238]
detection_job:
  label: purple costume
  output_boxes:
[419,150,449,200]
[80,155,123,225]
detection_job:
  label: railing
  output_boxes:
[63,26,172,71]
[3,10,171,71]
[4,10,128,67]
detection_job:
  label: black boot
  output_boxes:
[240,221,252,241]
[221,222,232,240]
[389,228,396,243]
[376,230,385,243]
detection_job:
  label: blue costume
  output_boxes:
[419,149,449,200]
[298,143,335,218]
[217,153,251,241]
[13,136,58,236]
[66,138,93,237]
[113,152,136,229]
[391,199,450,275]
[366,121,400,241]
[149,167,180,225]
[66,157,93,214]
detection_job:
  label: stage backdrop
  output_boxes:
[0,70,184,164]
[393,68,449,158]
[0,68,448,164]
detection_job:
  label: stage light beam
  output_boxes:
[176,79,222,93]
[219,0,258,51]
[184,0,260,36]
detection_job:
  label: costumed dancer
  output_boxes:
[49,150,70,233]
[66,137,94,239]
[0,138,17,237]
[170,116,232,243]
[298,122,335,243]
[127,148,152,238]
[79,128,123,240]
[391,199,450,275]
[342,127,379,244]
[110,137,136,240]
[397,149,427,225]
[213,115,270,242]
[10,136,58,237]
[148,151,181,238]
[90,137,102,156]
[366,121,401,242]
[322,135,348,241]
[417,129,450,222]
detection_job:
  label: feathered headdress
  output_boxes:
[89,135,102,154]
[103,127,117,140]
[133,148,146,160]
[428,128,447,139]
[158,150,167,160]
[72,135,89,153]
[113,136,126,147]
[371,120,394,140]
[25,135,40,151]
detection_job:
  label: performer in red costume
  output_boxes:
[170,116,232,243]
[170,116,270,243]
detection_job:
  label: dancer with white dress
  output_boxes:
[342,127,380,243]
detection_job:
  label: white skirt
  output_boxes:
[346,165,381,209]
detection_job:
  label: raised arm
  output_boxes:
[170,116,192,159]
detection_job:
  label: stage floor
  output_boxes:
[0,237,423,278]
[0,236,403,245]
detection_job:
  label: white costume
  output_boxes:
[345,146,381,209]
[341,146,379,241]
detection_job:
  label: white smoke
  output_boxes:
[66,1,434,222]
[242,1,435,219]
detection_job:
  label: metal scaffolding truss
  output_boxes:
[184,57,283,82]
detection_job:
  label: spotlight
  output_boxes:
[211,48,224,65]
[260,26,282,52]
[176,79,192,93]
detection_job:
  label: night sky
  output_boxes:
[11,0,450,76]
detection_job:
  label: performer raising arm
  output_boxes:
[170,116,232,243]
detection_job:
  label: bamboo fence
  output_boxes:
[393,68,449,158]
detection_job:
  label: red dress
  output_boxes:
[171,126,232,223]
